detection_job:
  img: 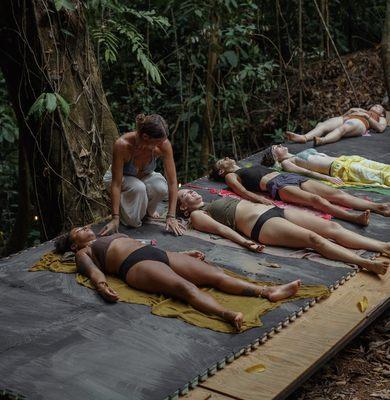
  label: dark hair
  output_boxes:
[209,164,225,182]
[136,114,169,139]
[261,147,275,167]
[176,198,188,219]
[54,232,73,254]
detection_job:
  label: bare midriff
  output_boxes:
[94,237,145,274]
[259,171,280,191]
[293,154,336,175]
[235,200,275,238]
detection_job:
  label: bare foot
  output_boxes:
[224,311,244,330]
[376,203,390,217]
[286,131,307,143]
[313,137,323,147]
[381,243,390,257]
[354,210,370,226]
[361,259,389,275]
[232,312,244,330]
[263,279,301,302]
[147,211,160,219]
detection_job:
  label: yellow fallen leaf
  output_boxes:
[245,363,266,373]
[357,296,368,313]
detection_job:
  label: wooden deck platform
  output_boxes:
[185,262,390,400]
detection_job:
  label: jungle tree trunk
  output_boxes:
[201,8,219,171]
[382,0,390,97]
[298,0,303,115]
[321,0,330,58]
[0,0,118,245]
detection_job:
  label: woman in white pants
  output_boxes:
[100,114,185,236]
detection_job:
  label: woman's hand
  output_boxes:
[96,282,119,302]
[166,216,186,236]
[243,240,265,253]
[326,176,344,185]
[255,195,274,205]
[181,249,205,260]
[99,218,119,236]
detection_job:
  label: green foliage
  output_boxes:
[54,0,75,12]
[0,108,18,144]
[28,92,70,120]
[87,1,169,84]
[0,0,387,249]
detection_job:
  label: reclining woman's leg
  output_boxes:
[278,185,369,225]
[127,260,243,328]
[287,117,343,143]
[167,253,300,302]
[299,180,390,216]
[283,209,390,255]
[314,122,364,146]
[259,217,389,275]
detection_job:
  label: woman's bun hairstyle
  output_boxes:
[261,147,276,167]
[136,114,168,139]
[54,232,73,254]
[209,164,225,182]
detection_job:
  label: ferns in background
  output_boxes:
[88,1,169,84]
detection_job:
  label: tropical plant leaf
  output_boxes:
[245,364,266,373]
[45,93,57,113]
[55,93,71,118]
[54,0,75,12]
[223,50,238,67]
[28,93,46,120]
[357,296,368,313]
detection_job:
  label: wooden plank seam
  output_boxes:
[171,268,357,399]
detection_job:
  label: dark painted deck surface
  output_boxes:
[0,130,389,400]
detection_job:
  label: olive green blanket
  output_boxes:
[30,252,330,333]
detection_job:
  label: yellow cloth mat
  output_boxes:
[330,155,390,187]
[30,252,330,333]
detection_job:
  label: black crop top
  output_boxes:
[235,165,273,192]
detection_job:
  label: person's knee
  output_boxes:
[174,281,198,301]
[326,221,342,234]
[310,194,327,207]
[307,232,327,249]
[328,191,347,202]
[130,180,147,194]
[148,181,168,198]
[210,270,229,288]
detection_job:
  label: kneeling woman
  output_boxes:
[210,157,389,225]
[177,189,390,275]
[55,228,301,330]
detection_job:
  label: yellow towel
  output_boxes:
[30,252,330,333]
[330,155,390,187]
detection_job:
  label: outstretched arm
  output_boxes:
[281,159,343,185]
[225,174,274,205]
[190,211,264,252]
[100,140,124,236]
[76,251,119,302]
[161,140,185,236]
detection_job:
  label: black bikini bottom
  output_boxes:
[118,245,170,281]
[250,207,286,241]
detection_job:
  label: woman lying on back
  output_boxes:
[261,145,390,197]
[55,228,301,330]
[177,189,390,275]
[286,104,386,146]
[210,157,390,225]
